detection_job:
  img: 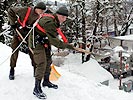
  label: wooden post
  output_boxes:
[119,51,123,90]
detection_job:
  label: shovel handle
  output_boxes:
[15,28,27,44]
[73,47,91,54]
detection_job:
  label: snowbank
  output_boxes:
[62,53,113,83]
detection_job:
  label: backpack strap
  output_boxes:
[36,14,68,43]
[36,24,46,33]
[42,13,55,19]
[57,28,68,43]
[17,7,31,27]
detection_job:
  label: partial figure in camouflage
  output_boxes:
[8,2,46,80]
[29,6,75,99]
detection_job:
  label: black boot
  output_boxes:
[42,81,58,89]
[42,74,58,89]
[33,79,47,99]
[9,68,15,80]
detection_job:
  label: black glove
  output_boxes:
[11,24,17,29]
[10,24,17,35]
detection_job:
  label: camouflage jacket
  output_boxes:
[8,6,39,26]
[29,14,74,50]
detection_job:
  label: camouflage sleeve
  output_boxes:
[38,17,74,50]
[8,7,28,25]
[46,33,74,50]
[8,7,18,25]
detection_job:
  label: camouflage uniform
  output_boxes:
[29,6,73,99]
[29,14,74,81]
[8,7,39,69]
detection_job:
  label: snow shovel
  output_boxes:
[49,64,61,81]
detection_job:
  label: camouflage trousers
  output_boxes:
[33,44,52,80]
[10,35,36,68]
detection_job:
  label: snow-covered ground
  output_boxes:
[0,42,133,100]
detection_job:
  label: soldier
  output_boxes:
[8,2,46,80]
[28,6,80,99]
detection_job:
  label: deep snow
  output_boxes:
[0,42,133,100]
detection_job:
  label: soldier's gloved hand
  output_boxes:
[11,24,17,29]
[10,24,17,35]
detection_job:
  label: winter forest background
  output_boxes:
[0,0,133,100]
